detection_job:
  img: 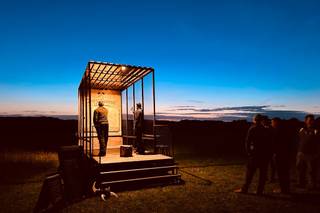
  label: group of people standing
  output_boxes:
[93,101,320,194]
[235,114,319,195]
[93,101,144,156]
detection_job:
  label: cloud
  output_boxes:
[21,110,59,114]
[0,110,65,117]
[167,105,270,112]
[158,105,318,121]
[171,105,196,108]
[271,105,287,108]
[187,100,205,104]
[193,105,270,112]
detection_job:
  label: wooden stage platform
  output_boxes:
[89,148,181,190]
[93,152,172,164]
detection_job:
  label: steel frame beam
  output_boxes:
[78,61,162,161]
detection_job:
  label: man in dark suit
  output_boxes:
[134,103,144,154]
[271,117,291,194]
[235,114,272,195]
[296,114,319,189]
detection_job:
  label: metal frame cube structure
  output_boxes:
[78,61,157,162]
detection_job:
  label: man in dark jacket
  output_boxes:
[296,114,319,189]
[235,114,272,195]
[262,116,277,183]
[134,103,144,154]
[93,101,109,156]
[271,117,291,194]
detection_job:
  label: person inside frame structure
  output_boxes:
[93,101,109,156]
[134,103,144,154]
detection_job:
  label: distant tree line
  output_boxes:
[1,117,320,155]
[0,117,77,151]
[158,118,320,156]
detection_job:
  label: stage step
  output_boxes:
[99,158,175,171]
[99,164,179,182]
[100,174,181,189]
[100,165,178,175]
[96,159,181,191]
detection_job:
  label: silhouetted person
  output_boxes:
[271,117,291,194]
[261,116,277,182]
[296,114,319,189]
[235,114,272,195]
[261,115,271,129]
[269,154,277,182]
[93,101,109,156]
[134,103,144,154]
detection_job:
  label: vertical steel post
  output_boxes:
[141,78,144,111]
[141,79,144,144]
[84,81,86,155]
[85,76,88,157]
[80,87,83,148]
[78,88,81,147]
[77,89,80,146]
[133,84,136,120]
[88,74,92,159]
[82,87,85,150]
[120,91,123,138]
[80,87,83,149]
[132,84,136,148]
[126,88,129,144]
[152,70,156,153]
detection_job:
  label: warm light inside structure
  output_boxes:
[78,61,156,161]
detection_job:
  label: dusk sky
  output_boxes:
[1,0,320,120]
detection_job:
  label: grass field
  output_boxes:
[1,151,320,213]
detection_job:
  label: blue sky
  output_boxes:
[0,0,320,119]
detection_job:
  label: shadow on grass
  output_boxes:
[238,191,320,205]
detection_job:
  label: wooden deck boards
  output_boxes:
[92,151,172,164]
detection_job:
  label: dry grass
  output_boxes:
[0,150,58,164]
[1,152,320,213]
[0,150,58,184]
[0,150,59,213]
[65,162,320,213]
